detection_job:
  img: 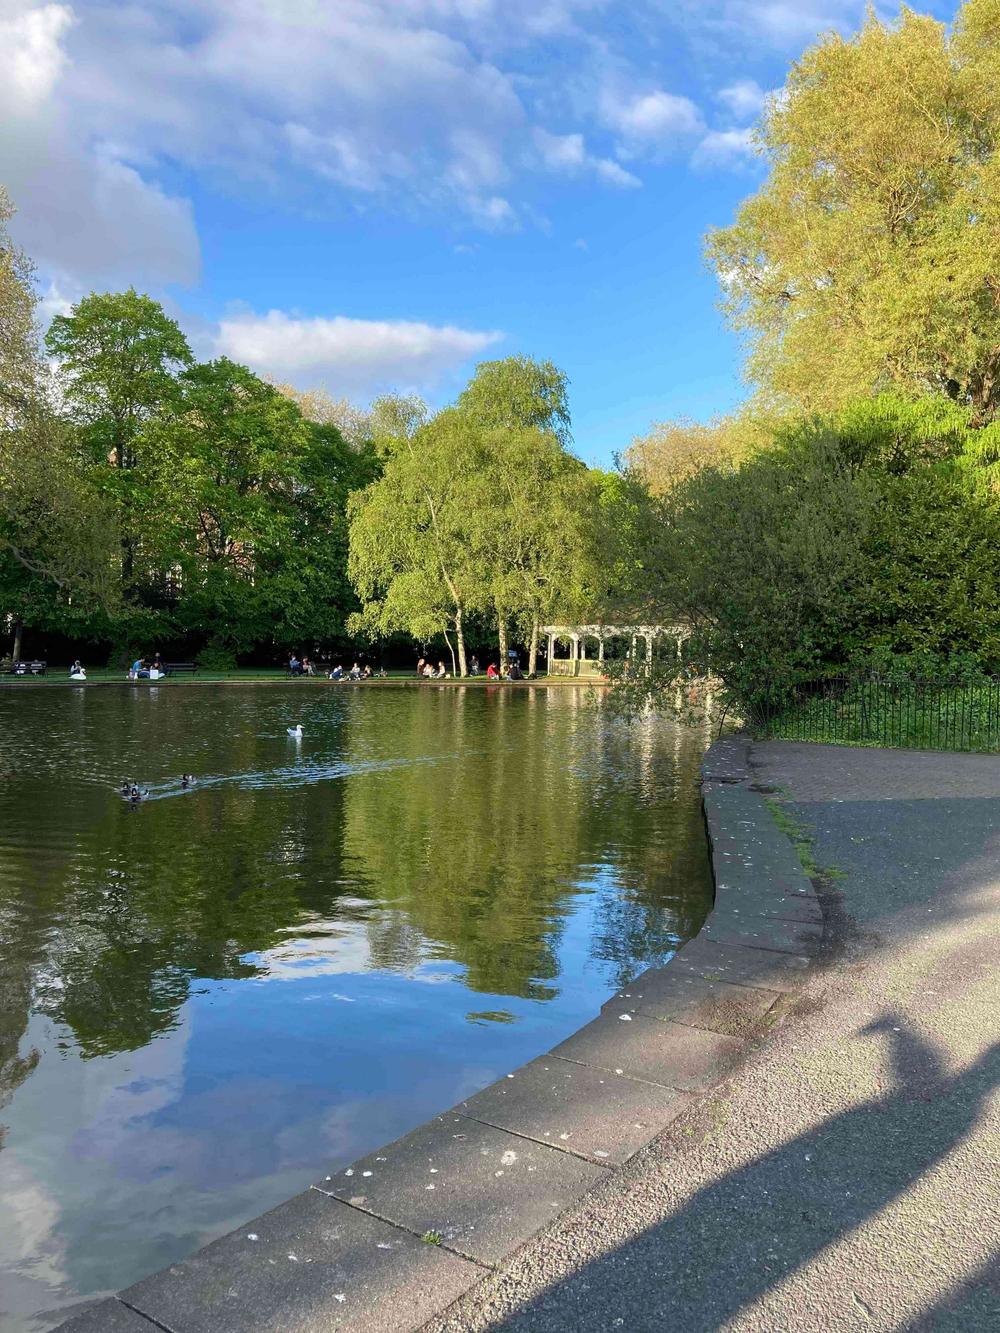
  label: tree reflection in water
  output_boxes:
[0,683,711,1330]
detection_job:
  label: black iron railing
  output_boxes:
[754,675,1000,752]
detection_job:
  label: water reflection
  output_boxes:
[0,684,711,1330]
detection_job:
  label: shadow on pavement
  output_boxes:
[488,1019,998,1332]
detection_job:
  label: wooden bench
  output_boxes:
[163,662,197,675]
[10,660,46,676]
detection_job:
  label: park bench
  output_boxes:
[163,662,197,675]
[9,660,46,676]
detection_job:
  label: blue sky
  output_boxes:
[1,0,957,466]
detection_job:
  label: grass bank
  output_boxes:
[0,668,602,689]
[759,677,1000,753]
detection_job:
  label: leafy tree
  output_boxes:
[45,290,193,603]
[347,408,481,674]
[138,359,355,656]
[457,355,571,444]
[0,186,41,427]
[855,466,1000,666]
[46,290,192,469]
[464,428,597,673]
[272,381,373,446]
[623,416,749,495]
[0,193,117,658]
[708,3,1000,423]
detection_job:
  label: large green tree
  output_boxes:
[45,290,193,601]
[347,407,481,674]
[138,358,365,657]
[0,192,117,659]
[708,1,1000,423]
[457,355,572,444]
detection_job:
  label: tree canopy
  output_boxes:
[707,1,1000,423]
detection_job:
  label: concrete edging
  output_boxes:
[57,735,823,1333]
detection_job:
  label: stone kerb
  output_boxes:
[58,736,822,1333]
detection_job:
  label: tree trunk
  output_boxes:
[528,617,539,677]
[11,620,23,663]
[454,605,468,677]
[443,626,457,677]
[497,614,509,677]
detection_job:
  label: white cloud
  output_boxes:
[215,310,503,396]
[692,126,758,168]
[534,128,641,188]
[0,1,200,287]
[601,88,704,159]
[717,78,767,120]
[684,0,868,49]
[0,1,73,107]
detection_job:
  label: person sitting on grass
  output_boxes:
[350,662,362,679]
[362,665,372,679]
[486,661,499,680]
[436,661,447,678]
[469,655,481,675]
[328,663,343,680]
[422,662,435,677]
[302,656,315,676]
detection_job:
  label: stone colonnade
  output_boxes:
[542,624,690,676]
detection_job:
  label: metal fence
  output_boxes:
[754,675,1000,752]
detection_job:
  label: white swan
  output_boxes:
[287,724,303,738]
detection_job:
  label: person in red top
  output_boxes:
[486,662,499,679]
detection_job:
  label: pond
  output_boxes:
[0,683,713,1330]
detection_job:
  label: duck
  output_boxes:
[119,780,131,797]
[181,774,196,788]
[287,724,303,738]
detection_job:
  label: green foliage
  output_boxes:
[46,289,193,469]
[708,2,1000,423]
[347,406,482,670]
[623,394,1000,721]
[457,355,571,444]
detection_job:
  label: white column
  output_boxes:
[598,637,605,662]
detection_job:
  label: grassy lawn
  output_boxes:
[1,668,592,687]
[762,680,1000,752]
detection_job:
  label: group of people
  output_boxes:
[415,658,450,678]
[328,662,374,680]
[128,652,165,680]
[289,653,382,681]
[415,654,523,680]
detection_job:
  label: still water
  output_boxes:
[0,684,712,1330]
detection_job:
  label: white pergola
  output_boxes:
[542,623,690,676]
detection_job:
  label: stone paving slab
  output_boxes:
[456,1055,692,1166]
[697,912,823,954]
[120,1189,479,1333]
[550,1010,746,1091]
[315,1114,605,1266]
[56,1300,161,1332]
[669,936,814,991]
[601,972,782,1039]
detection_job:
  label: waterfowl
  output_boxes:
[181,774,196,787]
[287,724,303,738]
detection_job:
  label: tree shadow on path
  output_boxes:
[492,1018,1000,1332]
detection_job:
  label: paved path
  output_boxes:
[431,742,1000,1332]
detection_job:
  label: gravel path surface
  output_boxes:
[429,742,1000,1333]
